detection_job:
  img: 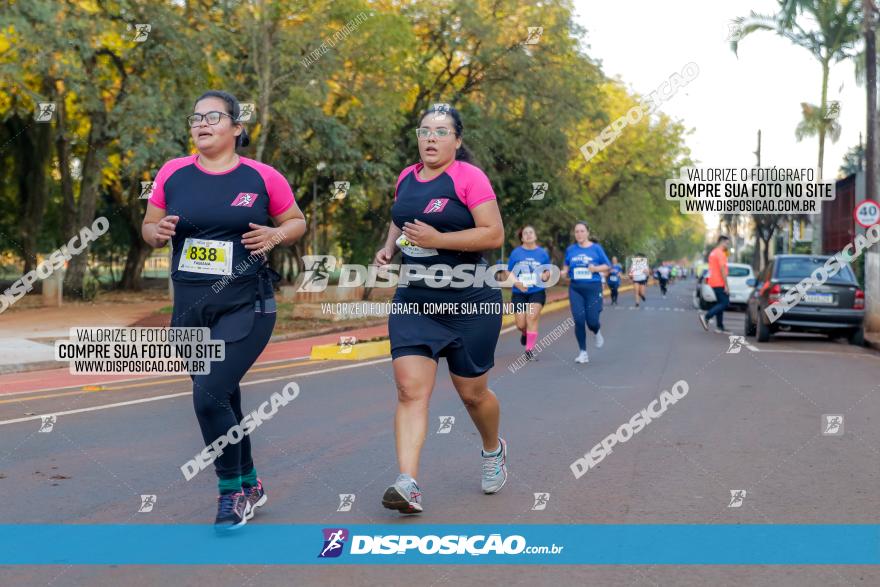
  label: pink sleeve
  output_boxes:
[394,164,419,201]
[242,158,296,216]
[448,162,497,210]
[147,156,194,209]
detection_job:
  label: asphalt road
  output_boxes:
[1,280,878,586]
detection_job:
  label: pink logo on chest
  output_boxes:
[231,193,259,207]
[423,198,449,213]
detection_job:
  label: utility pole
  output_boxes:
[863,0,880,332]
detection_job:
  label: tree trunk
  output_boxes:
[64,110,110,299]
[55,84,77,240]
[12,110,52,275]
[118,184,153,290]
[120,245,152,290]
[761,234,771,268]
[253,0,275,161]
[752,235,761,272]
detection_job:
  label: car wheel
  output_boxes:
[756,312,772,343]
[744,307,756,337]
[848,327,865,346]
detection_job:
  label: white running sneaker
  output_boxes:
[575,350,589,364]
[595,331,604,348]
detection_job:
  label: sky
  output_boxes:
[572,0,868,228]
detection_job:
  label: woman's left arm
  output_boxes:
[588,248,611,274]
[242,202,307,253]
[401,200,503,251]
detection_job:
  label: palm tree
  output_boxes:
[731,0,862,253]
[796,101,843,143]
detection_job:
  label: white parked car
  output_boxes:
[693,263,756,310]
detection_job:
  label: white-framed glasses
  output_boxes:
[415,127,453,140]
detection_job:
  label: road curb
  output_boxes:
[310,339,391,361]
[308,284,633,359]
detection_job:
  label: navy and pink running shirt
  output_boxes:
[148,154,295,283]
[391,160,497,271]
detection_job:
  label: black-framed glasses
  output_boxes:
[415,127,453,140]
[187,111,234,127]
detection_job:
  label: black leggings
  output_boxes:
[172,273,278,482]
[609,283,619,303]
[191,313,275,480]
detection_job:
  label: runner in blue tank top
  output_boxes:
[374,104,507,514]
[561,221,610,364]
[141,91,305,531]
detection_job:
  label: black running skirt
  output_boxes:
[389,285,502,378]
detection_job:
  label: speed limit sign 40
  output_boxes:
[854,200,880,228]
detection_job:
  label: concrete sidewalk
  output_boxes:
[0,302,169,374]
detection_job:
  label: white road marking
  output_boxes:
[0,354,311,398]
[0,358,391,427]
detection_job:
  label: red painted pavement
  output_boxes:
[0,323,391,396]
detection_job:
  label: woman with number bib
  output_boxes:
[141,91,305,531]
[562,221,611,364]
[373,104,507,514]
[507,225,552,361]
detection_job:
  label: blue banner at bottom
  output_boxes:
[0,524,877,565]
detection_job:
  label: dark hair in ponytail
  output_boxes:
[194,90,250,149]
[419,103,474,164]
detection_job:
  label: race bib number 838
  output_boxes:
[178,238,233,275]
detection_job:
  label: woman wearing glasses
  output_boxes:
[374,104,507,514]
[141,90,306,531]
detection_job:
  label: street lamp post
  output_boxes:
[312,161,327,255]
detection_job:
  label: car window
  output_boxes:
[774,257,856,284]
[728,266,751,277]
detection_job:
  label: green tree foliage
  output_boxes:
[0,0,701,294]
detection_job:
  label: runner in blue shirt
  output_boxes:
[607,256,623,305]
[561,221,610,364]
[506,225,552,361]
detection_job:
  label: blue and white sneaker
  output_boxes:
[214,491,248,532]
[481,438,508,494]
[382,474,423,514]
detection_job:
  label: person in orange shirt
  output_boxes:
[699,235,730,332]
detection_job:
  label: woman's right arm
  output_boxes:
[374,221,401,265]
[141,203,179,249]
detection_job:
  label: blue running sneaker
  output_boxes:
[481,438,508,494]
[214,491,247,532]
[382,474,423,514]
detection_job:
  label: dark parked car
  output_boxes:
[745,255,865,345]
